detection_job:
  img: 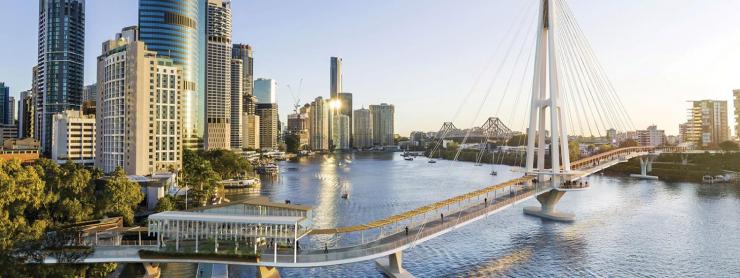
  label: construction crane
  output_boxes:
[285,78,304,114]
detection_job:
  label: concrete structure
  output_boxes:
[338,92,353,147]
[242,114,260,150]
[256,103,278,150]
[96,33,183,176]
[370,103,395,146]
[6,95,16,126]
[233,44,255,115]
[18,90,35,138]
[205,0,233,150]
[0,83,10,125]
[230,59,243,150]
[254,78,277,104]
[309,97,330,151]
[287,110,310,149]
[51,110,95,165]
[685,100,729,146]
[83,84,98,103]
[637,125,665,147]
[139,0,205,150]
[37,0,85,154]
[0,124,18,143]
[354,108,373,149]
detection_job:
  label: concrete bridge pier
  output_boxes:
[142,263,161,278]
[376,252,414,278]
[630,154,659,180]
[523,189,575,222]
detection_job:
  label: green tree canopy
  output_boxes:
[284,134,300,154]
[97,167,144,225]
[718,140,739,152]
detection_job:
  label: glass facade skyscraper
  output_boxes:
[37,0,85,154]
[139,0,206,149]
[0,82,9,125]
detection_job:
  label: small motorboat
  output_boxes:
[428,160,437,164]
[404,157,414,161]
[490,170,498,176]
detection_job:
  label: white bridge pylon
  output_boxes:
[525,0,571,186]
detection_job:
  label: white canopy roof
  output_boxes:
[149,211,303,225]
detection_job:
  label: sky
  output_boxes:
[1,0,740,136]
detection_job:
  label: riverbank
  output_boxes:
[605,152,740,183]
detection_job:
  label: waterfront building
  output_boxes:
[0,83,10,125]
[685,100,729,146]
[83,83,97,103]
[734,90,740,139]
[51,110,95,165]
[233,44,255,114]
[18,90,35,138]
[334,114,350,150]
[37,0,85,154]
[636,125,665,147]
[354,108,373,149]
[139,0,205,150]
[205,0,233,150]
[370,103,395,146]
[254,78,277,104]
[230,59,243,150]
[309,97,330,150]
[242,114,260,150]
[339,92,353,147]
[96,34,183,176]
[256,103,278,150]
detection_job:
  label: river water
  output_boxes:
[219,152,739,277]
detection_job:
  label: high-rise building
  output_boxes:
[242,114,260,150]
[139,0,205,149]
[51,110,95,165]
[287,107,310,149]
[338,92,353,146]
[233,44,255,113]
[82,83,97,103]
[96,34,183,176]
[353,108,373,149]
[18,90,35,139]
[686,100,729,147]
[370,103,395,146]
[0,83,10,125]
[254,78,277,104]
[636,125,665,147]
[230,59,243,150]
[32,66,41,139]
[8,96,16,125]
[37,0,85,154]
[204,0,233,150]
[334,114,350,150]
[256,103,278,150]
[734,90,740,139]
[309,97,330,151]
[330,57,342,100]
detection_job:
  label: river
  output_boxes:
[176,152,740,277]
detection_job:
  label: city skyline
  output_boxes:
[2,1,740,136]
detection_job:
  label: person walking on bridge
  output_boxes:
[441,213,444,222]
[405,226,409,236]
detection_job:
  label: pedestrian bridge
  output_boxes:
[42,146,683,277]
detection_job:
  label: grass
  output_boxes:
[138,250,259,262]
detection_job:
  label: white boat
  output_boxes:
[404,157,414,161]
[491,170,498,176]
[428,160,437,164]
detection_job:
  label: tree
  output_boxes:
[199,149,252,179]
[154,195,175,212]
[183,150,221,207]
[284,134,300,154]
[568,141,580,161]
[506,134,528,146]
[98,167,144,225]
[718,140,739,152]
[619,139,639,148]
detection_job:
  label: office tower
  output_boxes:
[8,96,15,125]
[309,97,330,150]
[230,59,243,150]
[0,83,9,125]
[338,92,353,147]
[636,125,665,147]
[330,57,342,99]
[242,114,260,150]
[32,66,41,139]
[686,100,729,146]
[233,44,255,114]
[82,84,97,103]
[354,108,373,149]
[256,103,278,150]
[287,104,310,148]
[254,78,277,104]
[370,103,395,146]
[96,34,183,176]
[18,90,35,138]
[734,90,740,138]
[204,0,233,150]
[334,114,350,150]
[51,110,95,165]
[139,0,205,149]
[37,0,85,154]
